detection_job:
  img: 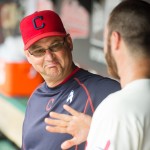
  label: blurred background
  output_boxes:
[0,0,149,149]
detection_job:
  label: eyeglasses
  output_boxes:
[28,35,68,57]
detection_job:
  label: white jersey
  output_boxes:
[86,79,150,150]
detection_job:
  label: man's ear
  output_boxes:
[111,31,121,51]
[66,35,73,51]
[24,50,31,64]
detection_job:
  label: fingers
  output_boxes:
[63,105,80,116]
[49,104,81,121]
[50,112,72,122]
[49,105,81,122]
[45,125,67,134]
[45,118,67,127]
[61,138,78,150]
[44,117,68,134]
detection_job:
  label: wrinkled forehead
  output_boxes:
[30,36,64,48]
[36,36,64,43]
[33,36,64,45]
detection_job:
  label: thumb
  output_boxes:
[61,138,77,149]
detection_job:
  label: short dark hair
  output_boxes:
[108,0,150,56]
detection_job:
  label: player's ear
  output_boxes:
[111,31,121,51]
[66,34,73,51]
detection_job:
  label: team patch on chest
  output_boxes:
[46,98,55,111]
[66,90,74,104]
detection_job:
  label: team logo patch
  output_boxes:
[32,16,45,30]
[66,90,74,103]
[46,98,54,111]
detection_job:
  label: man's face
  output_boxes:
[25,36,73,83]
[104,27,120,80]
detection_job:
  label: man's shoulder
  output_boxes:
[29,82,46,97]
[76,70,121,95]
[77,68,120,88]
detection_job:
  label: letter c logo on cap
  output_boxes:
[32,16,45,30]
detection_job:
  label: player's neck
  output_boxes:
[119,59,150,88]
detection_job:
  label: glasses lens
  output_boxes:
[28,36,67,57]
[50,42,64,52]
[30,49,46,57]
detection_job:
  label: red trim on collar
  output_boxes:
[58,67,80,85]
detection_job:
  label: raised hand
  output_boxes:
[45,104,92,149]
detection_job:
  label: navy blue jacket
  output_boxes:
[22,68,120,150]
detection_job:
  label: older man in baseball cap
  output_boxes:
[19,10,120,150]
